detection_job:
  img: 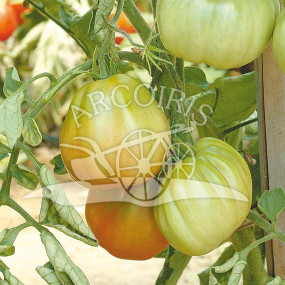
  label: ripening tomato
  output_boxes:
[11,3,30,24]
[273,9,285,73]
[85,184,169,260]
[60,74,170,189]
[0,2,18,41]
[154,138,252,256]
[157,0,276,69]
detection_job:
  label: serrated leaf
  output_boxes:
[155,246,191,285]
[0,90,24,148]
[22,118,42,147]
[94,0,115,36]
[3,68,23,98]
[39,166,97,246]
[199,246,236,285]
[36,262,62,285]
[258,188,285,225]
[209,254,240,285]
[0,269,24,285]
[50,154,68,175]
[10,164,39,190]
[0,224,28,257]
[40,230,90,285]
[227,260,247,285]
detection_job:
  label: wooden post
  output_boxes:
[256,0,285,277]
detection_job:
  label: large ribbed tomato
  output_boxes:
[157,0,276,69]
[154,138,252,256]
[273,9,285,73]
[85,184,169,260]
[60,74,170,189]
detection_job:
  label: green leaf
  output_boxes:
[184,66,209,88]
[0,224,28,257]
[50,154,67,175]
[40,230,90,285]
[94,0,115,38]
[155,246,191,285]
[39,166,98,246]
[209,253,240,285]
[192,72,257,125]
[22,118,42,147]
[267,276,282,285]
[0,269,24,285]
[184,67,209,96]
[223,122,245,150]
[227,260,247,285]
[70,10,102,58]
[199,246,236,285]
[10,164,39,190]
[36,262,62,285]
[3,68,23,98]
[0,88,24,148]
[258,188,285,225]
[0,146,9,161]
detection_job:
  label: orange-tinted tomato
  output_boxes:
[11,3,30,24]
[85,185,169,260]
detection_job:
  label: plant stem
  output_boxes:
[248,210,285,242]
[0,144,21,205]
[224,118,258,135]
[26,60,93,119]
[231,228,269,285]
[0,141,10,152]
[5,198,45,233]
[123,0,151,44]
[16,141,42,173]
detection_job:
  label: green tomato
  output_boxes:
[154,138,252,256]
[273,9,285,73]
[157,0,276,69]
[60,74,170,189]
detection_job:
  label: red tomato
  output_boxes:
[85,185,169,260]
[0,3,18,41]
[11,3,30,24]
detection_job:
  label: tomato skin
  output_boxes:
[157,0,276,69]
[0,3,18,41]
[273,9,285,73]
[154,138,252,256]
[60,74,170,188]
[11,3,30,24]
[85,185,169,260]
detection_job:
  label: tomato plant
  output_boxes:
[0,2,18,41]
[154,138,252,256]
[157,0,277,69]
[273,9,285,73]
[2,0,285,284]
[85,184,169,260]
[60,74,170,188]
